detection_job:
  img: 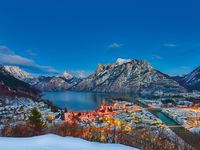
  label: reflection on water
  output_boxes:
[42,91,136,112]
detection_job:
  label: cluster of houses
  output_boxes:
[64,100,163,135]
[154,91,200,99]
[114,109,163,129]
[174,100,193,107]
[140,99,163,108]
[0,96,61,130]
[140,99,194,108]
[177,92,200,99]
[162,108,200,129]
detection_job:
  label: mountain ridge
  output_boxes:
[2,59,200,94]
[71,58,186,95]
[0,66,40,98]
[173,66,200,91]
[33,71,81,91]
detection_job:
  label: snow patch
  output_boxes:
[0,134,138,150]
[115,58,132,65]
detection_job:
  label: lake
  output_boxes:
[42,91,136,112]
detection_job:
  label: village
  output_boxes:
[138,97,200,134]
[64,100,163,140]
[0,96,62,131]
[1,95,200,135]
[162,107,200,134]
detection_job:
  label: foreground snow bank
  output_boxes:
[190,126,200,134]
[0,134,138,150]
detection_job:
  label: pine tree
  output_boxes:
[28,108,45,133]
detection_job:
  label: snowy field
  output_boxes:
[0,134,138,150]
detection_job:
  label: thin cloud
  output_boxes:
[151,54,163,60]
[26,50,37,56]
[163,43,177,48]
[0,45,57,73]
[24,65,58,74]
[0,54,34,65]
[108,42,122,49]
[0,45,14,54]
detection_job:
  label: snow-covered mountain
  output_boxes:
[1,61,193,94]
[71,58,186,95]
[59,71,74,80]
[0,65,82,91]
[33,71,81,91]
[3,66,38,85]
[33,76,72,91]
[173,66,200,91]
[0,65,40,97]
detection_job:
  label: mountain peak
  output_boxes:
[115,58,132,65]
[59,71,73,80]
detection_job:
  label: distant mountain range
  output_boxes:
[2,66,81,91]
[1,58,200,96]
[173,66,200,92]
[33,72,81,91]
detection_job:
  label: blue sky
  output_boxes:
[0,0,200,76]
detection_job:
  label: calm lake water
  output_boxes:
[42,91,135,112]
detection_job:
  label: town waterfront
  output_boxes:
[43,91,179,126]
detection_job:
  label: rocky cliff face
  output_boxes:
[173,66,200,91]
[71,58,186,95]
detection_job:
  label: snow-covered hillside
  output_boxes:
[4,65,34,80]
[0,134,138,150]
[3,65,38,85]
